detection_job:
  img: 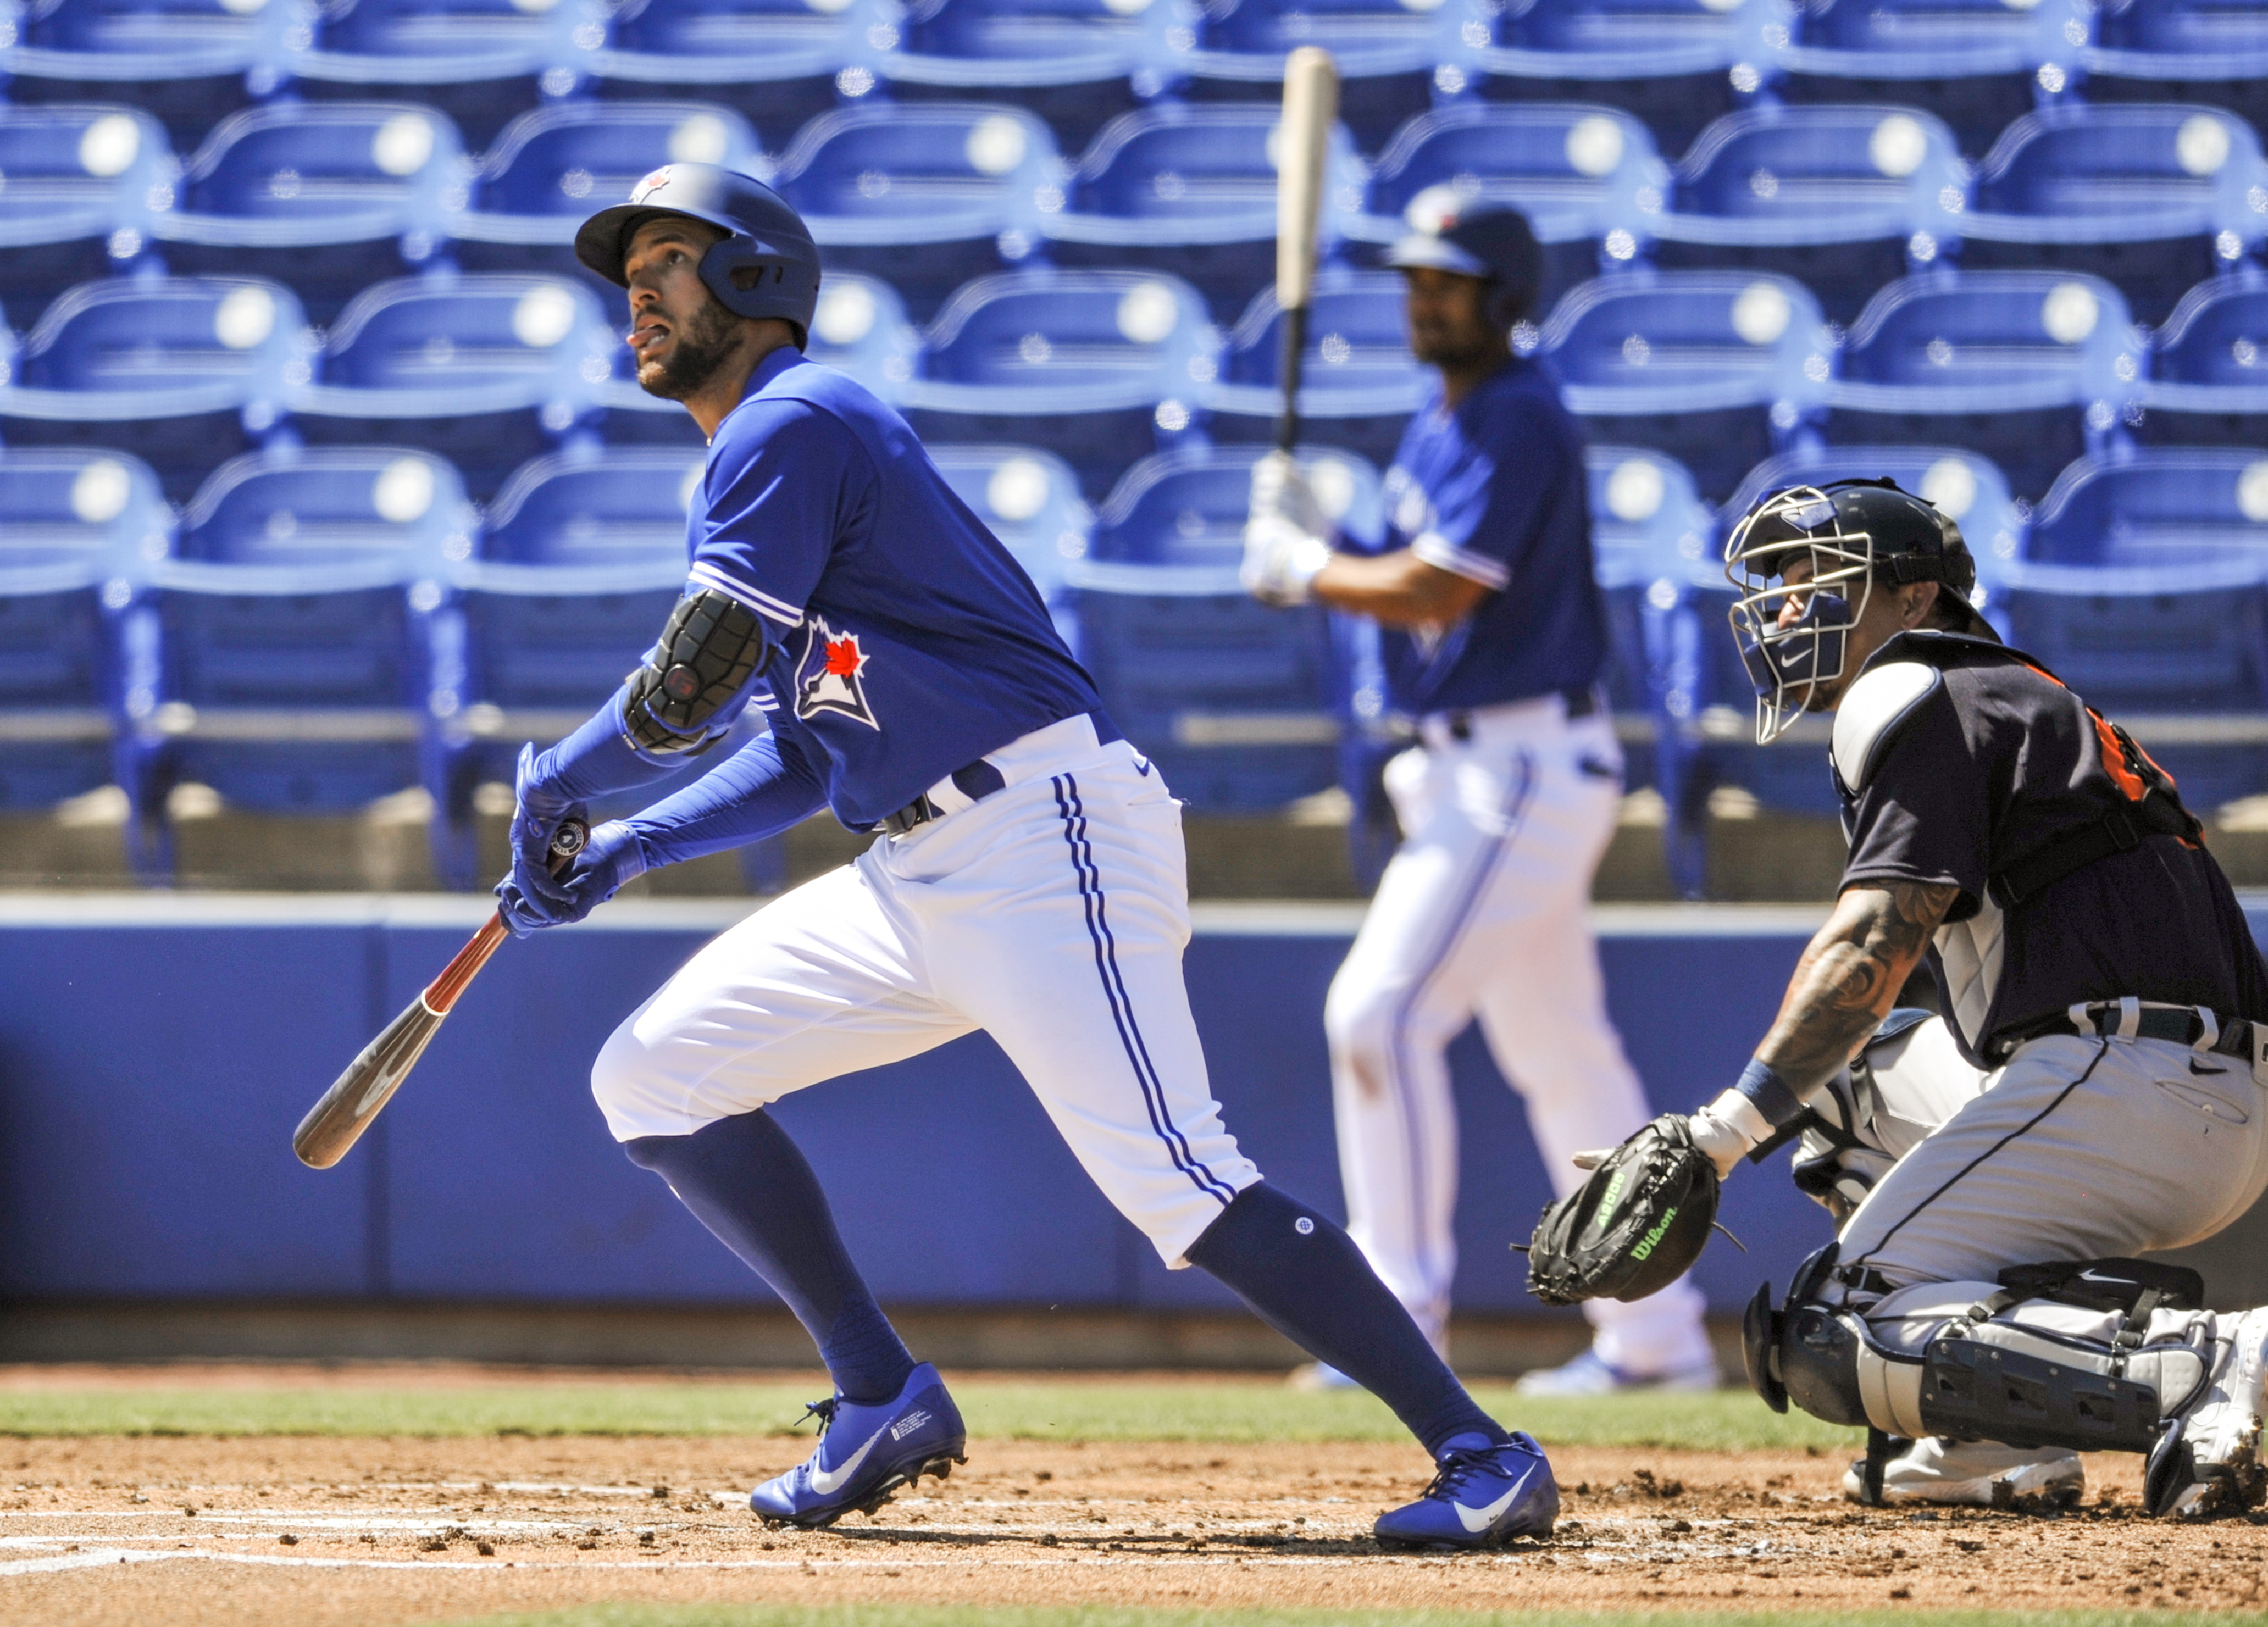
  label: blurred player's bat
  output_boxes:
[292,818,587,1169]
[1274,45,1340,453]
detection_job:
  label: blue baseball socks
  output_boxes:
[625,1109,917,1406]
[1187,1181,1511,1458]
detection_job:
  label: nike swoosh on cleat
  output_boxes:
[807,1423,891,1496]
[1454,1483,1524,1534]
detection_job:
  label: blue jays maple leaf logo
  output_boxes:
[794,615,879,730]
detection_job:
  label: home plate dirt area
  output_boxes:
[4,1432,2267,1626]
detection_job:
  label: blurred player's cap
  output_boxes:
[576,162,822,347]
[1385,203,1543,321]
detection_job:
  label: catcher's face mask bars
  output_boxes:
[1724,485,1879,745]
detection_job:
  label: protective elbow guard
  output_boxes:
[620,588,770,757]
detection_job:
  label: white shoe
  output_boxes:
[1288,1361,1360,1391]
[2149,1307,2268,1519]
[1514,1348,1720,1396]
[1843,1436,2083,1509]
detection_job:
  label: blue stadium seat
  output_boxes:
[2139,271,2268,439]
[898,268,1218,495]
[1072,443,1380,810]
[770,101,1062,314]
[773,101,1060,248]
[289,273,617,492]
[923,442,1091,611]
[1049,101,1360,257]
[0,104,174,253]
[1780,0,2087,82]
[594,0,877,85]
[1958,104,2268,321]
[1207,271,1424,464]
[1473,0,1783,82]
[1352,103,1666,258]
[1653,104,1967,319]
[1537,270,1832,500]
[2088,0,2268,87]
[0,448,170,828]
[145,447,472,832]
[1049,101,1363,314]
[2000,448,2268,810]
[458,102,764,247]
[1186,0,1472,84]
[0,276,307,493]
[450,445,695,787]
[1828,270,2138,498]
[295,0,609,87]
[802,271,922,396]
[1,0,300,83]
[885,0,1198,91]
[151,101,466,252]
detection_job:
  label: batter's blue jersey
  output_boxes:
[1358,358,1606,716]
[689,346,1103,830]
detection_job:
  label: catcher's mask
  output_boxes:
[1723,477,1986,743]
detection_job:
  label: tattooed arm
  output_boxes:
[1668,880,1958,1178]
[1756,880,1959,1096]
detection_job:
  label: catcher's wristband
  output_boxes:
[1734,1058,1806,1130]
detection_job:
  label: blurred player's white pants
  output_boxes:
[1323,695,1710,1374]
[590,714,1260,1267]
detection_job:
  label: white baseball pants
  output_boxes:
[1324,696,1711,1371]
[590,714,1261,1267]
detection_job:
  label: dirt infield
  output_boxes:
[4,1430,2264,1626]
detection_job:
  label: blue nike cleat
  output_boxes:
[750,1362,967,1529]
[1374,1431,1559,1550]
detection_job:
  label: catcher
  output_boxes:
[1527,476,2268,1518]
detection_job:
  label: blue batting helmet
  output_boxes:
[575,162,822,347]
[1385,202,1544,325]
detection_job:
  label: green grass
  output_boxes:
[0,1379,1856,1451]
[431,1608,2268,1627]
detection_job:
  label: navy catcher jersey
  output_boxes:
[1836,631,2268,1061]
[1356,358,1607,715]
[690,346,1103,830]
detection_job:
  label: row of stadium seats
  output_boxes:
[4,96,2262,316]
[6,436,2264,891]
[5,260,2258,503]
[0,0,2254,105]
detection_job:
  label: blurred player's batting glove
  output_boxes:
[751,1362,967,1529]
[496,819,648,936]
[1243,451,1332,606]
[508,741,587,916]
[1374,1431,1557,1550]
[1524,1114,1721,1305]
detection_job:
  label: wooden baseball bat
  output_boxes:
[1274,45,1340,454]
[292,818,588,1170]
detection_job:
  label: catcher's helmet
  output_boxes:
[1723,477,1990,743]
[575,162,821,348]
[1384,201,1544,326]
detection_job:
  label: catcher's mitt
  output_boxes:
[1523,1114,1720,1305]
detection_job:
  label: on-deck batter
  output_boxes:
[493,161,1559,1550]
[1241,202,1713,1395]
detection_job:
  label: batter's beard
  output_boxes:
[637,299,743,401]
[1409,327,1501,370]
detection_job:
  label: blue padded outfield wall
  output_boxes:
[8,893,2248,1319]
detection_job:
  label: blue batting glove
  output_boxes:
[508,740,586,914]
[495,819,647,936]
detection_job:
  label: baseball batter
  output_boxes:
[1242,202,1714,1393]
[495,162,1558,1548]
[1532,476,2268,1518]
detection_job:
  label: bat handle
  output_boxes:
[1274,302,1308,456]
